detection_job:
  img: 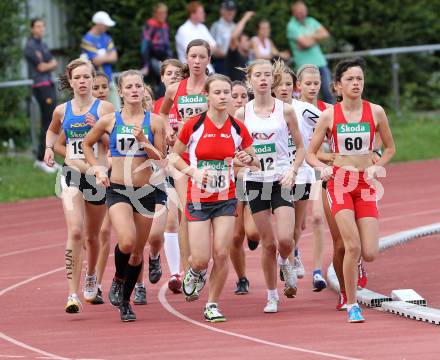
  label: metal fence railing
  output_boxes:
[325,44,440,116]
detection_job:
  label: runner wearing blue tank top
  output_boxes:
[83,69,165,322]
[235,59,305,313]
[44,59,114,314]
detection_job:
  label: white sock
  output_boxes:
[267,289,279,301]
[206,302,217,308]
[164,232,180,275]
[150,252,159,260]
[347,303,358,312]
[277,253,288,266]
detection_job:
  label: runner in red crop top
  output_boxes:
[306,58,396,323]
[158,39,212,273]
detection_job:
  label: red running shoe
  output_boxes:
[336,290,347,311]
[357,261,368,289]
[168,274,182,294]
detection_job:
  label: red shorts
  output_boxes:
[326,166,378,219]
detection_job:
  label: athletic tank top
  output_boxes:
[109,111,154,157]
[63,99,100,160]
[317,100,327,112]
[331,100,375,156]
[173,78,208,122]
[154,96,179,128]
[244,98,290,182]
[291,99,321,184]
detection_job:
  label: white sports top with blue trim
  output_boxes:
[244,98,290,182]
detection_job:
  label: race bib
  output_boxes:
[336,123,370,155]
[177,94,208,119]
[253,143,277,173]
[197,160,231,193]
[67,130,97,160]
[116,125,148,156]
[288,137,296,164]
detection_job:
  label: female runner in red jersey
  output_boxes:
[171,74,259,322]
[307,58,395,323]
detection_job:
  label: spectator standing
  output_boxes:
[210,0,237,74]
[141,3,173,95]
[286,1,333,103]
[81,11,120,107]
[224,11,254,82]
[175,1,217,73]
[24,18,58,173]
[251,20,287,61]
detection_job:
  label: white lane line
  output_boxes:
[0,244,64,259]
[157,283,363,360]
[0,267,69,360]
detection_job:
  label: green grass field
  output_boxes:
[0,156,58,202]
[0,115,438,203]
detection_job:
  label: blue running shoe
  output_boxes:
[348,305,365,323]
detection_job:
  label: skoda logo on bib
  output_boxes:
[197,159,230,193]
[116,125,148,156]
[337,123,370,156]
[253,143,277,173]
[67,129,97,160]
[177,94,208,119]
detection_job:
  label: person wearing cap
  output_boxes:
[24,18,59,174]
[175,1,217,73]
[210,0,237,74]
[81,11,119,107]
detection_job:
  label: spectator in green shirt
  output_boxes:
[286,1,334,103]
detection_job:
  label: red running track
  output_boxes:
[0,159,439,360]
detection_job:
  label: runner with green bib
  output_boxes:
[235,59,305,314]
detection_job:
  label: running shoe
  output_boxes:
[248,239,259,251]
[336,291,347,311]
[280,262,297,298]
[119,301,136,322]
[183,268,199,302]
[357,261,368,289]
[108,277,123,307]
[83,273,98,302]
[234,277,250,295]
[133,284,147,305]
[65,294,82,314]
[196,269,208,293]
[312,273,327,292]
[263,298,279,313]
[168,274,182,294]
[91,288,104,305]
[293,256,305,279]
[347,305,365,323]
[149,255,162,284]
[204,304,226,323]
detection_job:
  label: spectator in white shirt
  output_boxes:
[210,0,237,74]
[175,1,217,72]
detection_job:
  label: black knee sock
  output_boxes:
[123,261,143,302]
[114,244,130,280]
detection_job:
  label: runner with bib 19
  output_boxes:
[306,58,395,323]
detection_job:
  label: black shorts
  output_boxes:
[154,183,168,206]
[166,176,175,188]
[106,182,156,215]
[293,183,312,201]
[185,199,237,222]
[61,164,106,205]
[245,181,293,214]
[322,180,328,190]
